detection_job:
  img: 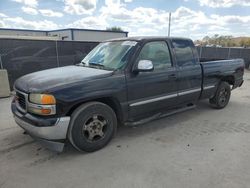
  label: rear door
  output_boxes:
[172,39,202,104]
[126,40,178,120]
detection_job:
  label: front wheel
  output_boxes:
[209,82,231,109]
[68,102,117,152]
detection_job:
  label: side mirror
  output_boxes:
[136,60,154,72]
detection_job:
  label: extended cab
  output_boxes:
[12,37,244,152]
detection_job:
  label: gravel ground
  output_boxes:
[0,70,250,188]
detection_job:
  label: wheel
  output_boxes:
[209,82,231,109]
[68,102,117,152]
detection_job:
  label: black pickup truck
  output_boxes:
[12,37,244,152]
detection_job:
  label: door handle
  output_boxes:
[168,74,177,79]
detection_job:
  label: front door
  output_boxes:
[126,41,178,120]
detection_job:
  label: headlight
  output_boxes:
[29,94,56,105]
[28,94,56,115]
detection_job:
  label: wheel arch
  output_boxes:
[66,97,124,124]
[221,75,235,86]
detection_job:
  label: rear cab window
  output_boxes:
[172,39,196,67]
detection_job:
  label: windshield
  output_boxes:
[81,41,137,70]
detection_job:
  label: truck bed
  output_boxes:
[200,59,245,99]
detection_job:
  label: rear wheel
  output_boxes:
[209,82,231,109]
[68,102,117,152]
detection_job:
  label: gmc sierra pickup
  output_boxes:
[12,37,244,152]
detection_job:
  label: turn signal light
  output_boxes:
[41,108,52,115]
[29,94,56,105]
[41,95,56,105]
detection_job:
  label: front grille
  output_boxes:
[16,91,26,110]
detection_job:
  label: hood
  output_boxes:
[15,65,113,93]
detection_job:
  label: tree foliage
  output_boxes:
[194,34,250,47]
[106,26,124,32]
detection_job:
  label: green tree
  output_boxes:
[246,39,250,47]
[200,34,246,47]
[106,26,124,32]
[239,39,245,47]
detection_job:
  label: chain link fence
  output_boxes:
[1,38,249,90]
[0,38,98,89]
[196,46,250,68]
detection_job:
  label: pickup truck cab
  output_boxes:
[12,37,245,152]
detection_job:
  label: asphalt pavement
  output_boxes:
[0,70,250,188]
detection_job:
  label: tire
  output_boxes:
[68,102,117,152]
[209,81,231,109]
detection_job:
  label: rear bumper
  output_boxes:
[239,80,244,87]
[233,79,244,89]
[12,102,70,152]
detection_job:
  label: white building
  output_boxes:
[0,28,128,42]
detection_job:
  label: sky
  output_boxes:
[0,0,250,40]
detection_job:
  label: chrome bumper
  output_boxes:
[14,115,70,152]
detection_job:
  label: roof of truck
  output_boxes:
[106,36,192,42]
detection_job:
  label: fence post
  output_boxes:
[199,46,203,58]
[55,40,59,67]
[227,48,231,59]
[0,55,3,69]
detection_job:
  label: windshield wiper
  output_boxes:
[88,62,104,67]
[79,62,112,70]
[75,63,83,66]
[76,61,87,67]
[87,62,107,70]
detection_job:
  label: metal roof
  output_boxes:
[0,35,60,41]
[106,36,192,42]
[0,28,128,34]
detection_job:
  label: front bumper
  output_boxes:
[12,103,70,152]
